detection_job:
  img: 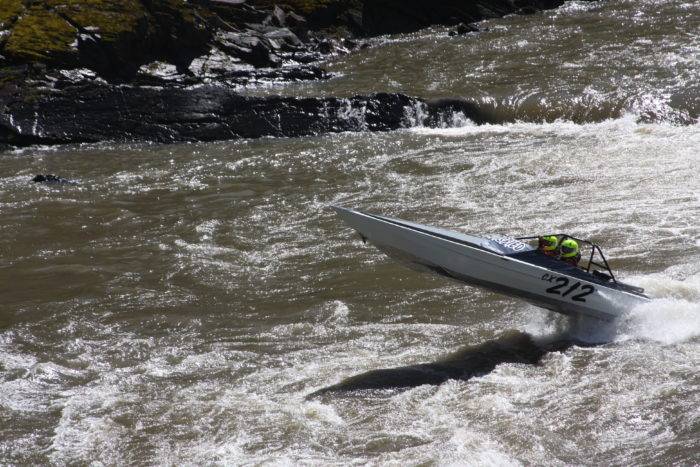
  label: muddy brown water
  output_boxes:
[1,0,699,464]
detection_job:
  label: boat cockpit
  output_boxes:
[513,234,646,296]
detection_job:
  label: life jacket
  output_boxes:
[562,254,581,266]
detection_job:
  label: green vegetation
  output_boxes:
[46,0,146,43]
[4,6,77,61]
[252,0,335,14]
[0,0,25,29]
[1,0,201,66]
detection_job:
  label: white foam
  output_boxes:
[49,378,134,464]
[618,298,700,345]
[326,300,350,325]
[627,272,700,302]
[611,271,699,344]
[443,428,520,466]
[409,114,643,137]
[195,219,221,241]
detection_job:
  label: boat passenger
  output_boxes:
[538,235,559,256]
[560,238,581,266]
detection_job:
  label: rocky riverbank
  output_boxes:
[0,0,579,148]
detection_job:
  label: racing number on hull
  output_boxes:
[541,274,595,302]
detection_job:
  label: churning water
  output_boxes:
[1,0,698,464]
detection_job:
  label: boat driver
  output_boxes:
[560,238,581,266]
[538,235,559,256]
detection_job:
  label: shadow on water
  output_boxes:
[308,330,594,398]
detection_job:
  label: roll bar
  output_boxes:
[516,234,618,284]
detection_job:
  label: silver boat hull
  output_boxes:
[333,206,649,322]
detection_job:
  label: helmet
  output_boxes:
[539,235,559,251]
[560,238,580,258]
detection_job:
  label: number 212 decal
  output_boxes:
[541,275,595,302]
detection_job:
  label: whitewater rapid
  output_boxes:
[1,0,699,463]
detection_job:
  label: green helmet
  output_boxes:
[560,238,580,258]
[539,235,559,251]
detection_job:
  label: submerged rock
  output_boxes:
[449,22,480,36]
[424,97,498,125]
[31,174,77,185]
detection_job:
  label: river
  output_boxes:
[1,0,698,464]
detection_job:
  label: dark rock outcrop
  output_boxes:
[0,1,356,84]
[1,81,415,145]
[1,0,212,82]
[1,79,501,146]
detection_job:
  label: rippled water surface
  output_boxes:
[1,0,699,464]
[251,0,700,124]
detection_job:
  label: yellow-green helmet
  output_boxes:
[539,235,559,251]
[560,238,580,258]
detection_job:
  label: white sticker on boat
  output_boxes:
[485,235,528,251]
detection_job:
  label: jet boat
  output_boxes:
[332,206,649,322]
